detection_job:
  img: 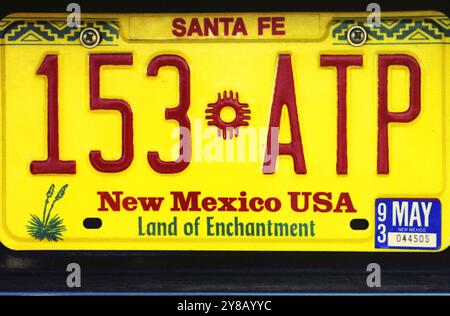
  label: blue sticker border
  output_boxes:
[375,198,441,251]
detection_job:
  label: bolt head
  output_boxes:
[347,25,367,47]
[80,28,101,48]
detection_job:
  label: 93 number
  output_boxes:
[376,202,387,243]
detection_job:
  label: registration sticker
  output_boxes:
[375,199,441,250]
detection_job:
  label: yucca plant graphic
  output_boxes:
[27,184,68,242]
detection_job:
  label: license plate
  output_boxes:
[1,11,449,251]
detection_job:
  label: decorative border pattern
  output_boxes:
[0,19,119,45]
[332,16,450,44]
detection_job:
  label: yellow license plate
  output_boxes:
[1,11,449,251]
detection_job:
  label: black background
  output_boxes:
[1,0,450,296]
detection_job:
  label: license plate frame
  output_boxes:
[1,10,449,252]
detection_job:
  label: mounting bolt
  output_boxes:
[79,27,101,48]
[347,25,367,47]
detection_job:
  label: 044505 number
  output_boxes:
[395,233,430,244]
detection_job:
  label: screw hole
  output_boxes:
[83,217,102,229]
[350,218,369,230]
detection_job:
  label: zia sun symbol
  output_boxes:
[205,90,251,139]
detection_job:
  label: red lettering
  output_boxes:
[232,17,248,36]
[289,192,312,212]
[172,18,186,37]
[187,18,203,36]
[265,198,282,212]
[313,192,333,212]
[333,192,357,212]
[147,55,191,173]
[378,54,421,174]
[263,54,306,174]
[238,192,250,212]
[123,196,137,211]
[137,197,164,211]
[30,55,76,174]
[97,191,164,211]
[249,197,264,212]
[204,18,219,36]
[171,191,201,211]
[217,198,237,211]
[272,17,285,35]
[218,17,233,35]
[98,191,123,211]
[258,17,271,35]
[202,197,217,211]
[289,192,356,213]
[89,54,134,172]
[320,55,363,174]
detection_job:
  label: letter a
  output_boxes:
[263,54,306,174]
